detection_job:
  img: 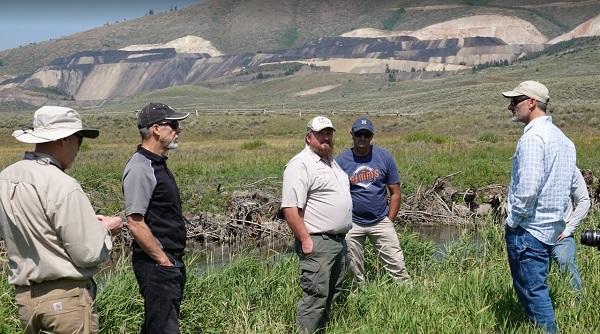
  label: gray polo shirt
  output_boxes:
[281,146,352,234]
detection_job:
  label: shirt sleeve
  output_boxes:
[508,135,545,227]
[563,168,591,237]
[281,160,309,209]
[122,159,156,216]
[53,188,111,269]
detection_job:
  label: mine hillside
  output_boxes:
[0,1,599,107]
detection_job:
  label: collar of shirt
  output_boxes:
[303,145,333,165]
[137,144,168,163]
[523,115,552,134]
[24,151,63,170]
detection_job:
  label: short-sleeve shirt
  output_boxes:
[336,145,400,225]
[123,145,186,253]
[281,146,352,234]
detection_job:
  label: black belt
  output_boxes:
[311,232,346,240]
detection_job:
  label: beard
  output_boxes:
[167,140,179,149]
[310,141,334,159]
[161,136,179,150]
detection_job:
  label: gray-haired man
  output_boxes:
[123,102,189,334]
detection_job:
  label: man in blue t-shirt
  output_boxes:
[335,117,410,284]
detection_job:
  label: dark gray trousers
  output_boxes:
[295,234,347,334]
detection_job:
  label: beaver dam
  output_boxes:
[107,170,600,248]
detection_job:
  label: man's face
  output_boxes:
[61,133,83,169]
[307,128,334,158]
[155,120,181,150]
[508,95,532,123]
[352,130,373,150]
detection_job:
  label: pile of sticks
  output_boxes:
[398,172,506,225]
[185,190,287,243]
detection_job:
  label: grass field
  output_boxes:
[2,218,600,333]
[1,36,600,333]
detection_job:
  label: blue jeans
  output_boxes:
[505,225,557,334]
[551,236,583,293]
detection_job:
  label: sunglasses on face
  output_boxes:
[154,120,179,130]
[510,96,530,107]
[353,131,373,138]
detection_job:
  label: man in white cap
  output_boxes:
[280,116,352,333]
[122,102,189,334]
[502,81,577,334]
[0,106,123,333]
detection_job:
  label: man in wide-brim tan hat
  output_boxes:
[0,105,123,333]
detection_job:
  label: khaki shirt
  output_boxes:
[0,152,111,286]
[281,146,352,234]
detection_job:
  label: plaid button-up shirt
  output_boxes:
[506,116,576,245]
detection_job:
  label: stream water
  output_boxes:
[185,223,471,272]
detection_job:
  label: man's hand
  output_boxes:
[557,233,566,242]
[300,236,314,255]
[96,215,123,235]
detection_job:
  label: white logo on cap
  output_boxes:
[361,120,367,124]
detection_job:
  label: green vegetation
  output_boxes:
[280,26,299,48]
[404,131,448,144]
[4,220,600,333]
[241,140,268,150]
[381,8,405,30]
[478,132,500,143]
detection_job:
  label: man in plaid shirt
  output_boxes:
[502,81,577,334]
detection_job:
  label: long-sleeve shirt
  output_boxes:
[506,116,576,245]
[562,168,591,237]
[0,152,112,286]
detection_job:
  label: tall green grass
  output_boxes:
[3,218,600,333]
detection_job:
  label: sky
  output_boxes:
[0,0,201,51]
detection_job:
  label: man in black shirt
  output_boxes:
[122,103,189,334]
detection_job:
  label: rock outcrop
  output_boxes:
[549,14,600,44]
[120,35,223,56]
[17,35,543,100]
[342,15,548,45]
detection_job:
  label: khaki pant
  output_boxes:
[346,217,410,283]
[14,279,99,334]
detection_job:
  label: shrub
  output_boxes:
[241,140,267,150]
[478,132,500,143]
[405,132,448,144]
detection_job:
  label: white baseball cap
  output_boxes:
[306,116,335,132]
[502,80,550,104]
[12,106,99,144]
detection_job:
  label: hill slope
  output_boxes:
[1,0,599,76]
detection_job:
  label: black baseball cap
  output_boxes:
[137,103,189,129]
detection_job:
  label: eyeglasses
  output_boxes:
[510,96,530,107]
[353,131,373,139]
[154,120,179,130]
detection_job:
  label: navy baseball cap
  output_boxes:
[351,117,374,133]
